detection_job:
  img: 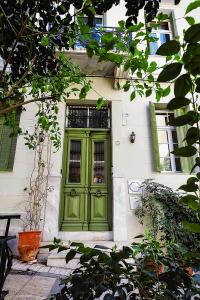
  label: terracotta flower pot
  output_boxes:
[185,266,193,277]
[18,231,41,262]
[145,260,164,275]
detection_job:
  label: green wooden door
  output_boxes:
[60,129,111,231]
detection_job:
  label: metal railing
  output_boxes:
[74,26,132,50]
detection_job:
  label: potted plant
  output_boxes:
[132,233,164,276]
[18,129,52,262]
[135,179,200,253]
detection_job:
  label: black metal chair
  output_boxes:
[0,214,21,299]
[0,236,15,299]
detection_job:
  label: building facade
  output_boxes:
[0,0,198,243]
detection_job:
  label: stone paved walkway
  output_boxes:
[4,259,68,300]
[12,259,71,276]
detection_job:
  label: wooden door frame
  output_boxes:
[59,128,112,231]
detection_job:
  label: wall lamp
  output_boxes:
[130,131,136,143]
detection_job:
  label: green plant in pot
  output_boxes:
[18,128,52,262]
[135,179,200,253]
[46,234,200,299]
[132,232,165,276]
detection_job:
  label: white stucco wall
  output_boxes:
[0,0,199,243]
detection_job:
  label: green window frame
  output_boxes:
[0,113,20,171]
[150,102,193,173]
[149,17,173,55]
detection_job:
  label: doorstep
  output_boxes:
[47,240,130,268]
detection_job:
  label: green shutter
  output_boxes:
[174,109,193,173]
[150,102,161,172]
[0,113,20,171]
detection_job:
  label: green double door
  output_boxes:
[60,130,111,231]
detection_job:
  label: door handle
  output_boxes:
[95,189,102,197]
[70,189,77,197]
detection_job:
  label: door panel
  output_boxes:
[63,192,84,231]
[89,190,109,231]
[89,132,110,231]
[60,130,111,231]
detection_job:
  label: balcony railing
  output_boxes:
[73,26,132,50]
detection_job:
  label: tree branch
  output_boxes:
[0,95,59,115]
[0,4,17,35]
[0,18,28,82]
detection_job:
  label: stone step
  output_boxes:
[47,240,129,268]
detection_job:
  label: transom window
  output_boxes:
[66,106,110,129]
[149,19,173,55]
[156,111,181,172]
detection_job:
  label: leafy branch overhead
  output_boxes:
[0,0,170,148]
[153,2,200,234]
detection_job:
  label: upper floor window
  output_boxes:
[66,106,110,129]
[156,111,181,172]
[150,103,193,173]
[149,19,173,55]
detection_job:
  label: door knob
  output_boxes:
[95,189,102,197]
[70,189,77,197]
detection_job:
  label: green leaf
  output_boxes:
[58,246,69,253]
[22,86,27,94]
[188,176,199,185]
[53,237,62,244]
[162,86,171,97]
[171,145,197,157]
[118,20,125,30]
[86,46,94,58]
[181,194,198,203]
[97,97,105,109]
[182,221,200,233]
[181,195,199,211]
[80,253,93,263]
[123,81,130,92]
[147,61,157,72]
[40,244,55,249]
[195,77,200,92]
[134,234,144,239]
[180,184,198,192]
[174,74,192,97]
[180,177,199,192]
[40,36,49,46]
[185,0,200,15]
[130,91,136,101]
[185,127,200,145]
[101,32,118,51]
[184,23,200,43]
[65,249,76,264]
[167,97,190,110]
[129,42,135,55]
[156,40,180,56]
[157,63,182,82]
[105,53,123,65]
[185,16,195,26]
[157,12,170,21]
[70,242,84,248]
[168,113,195,126]
[145,89,152,97]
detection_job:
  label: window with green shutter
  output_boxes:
[150,102,193,173]
[0,113,20,171]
